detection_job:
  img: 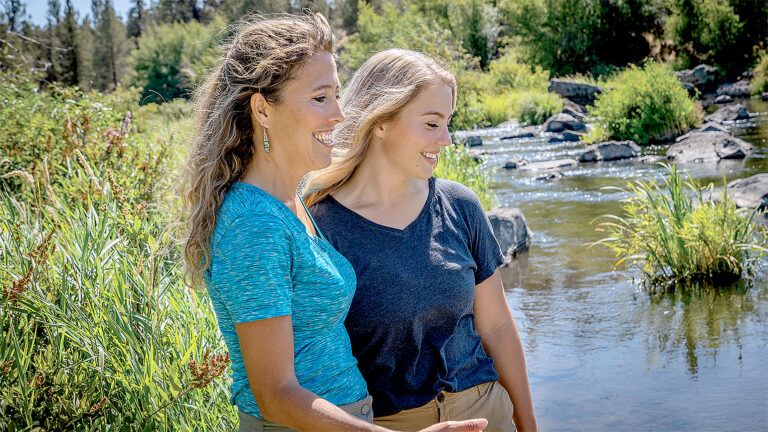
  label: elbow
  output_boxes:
[253,385,291,423]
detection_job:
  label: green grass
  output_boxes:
[590,164,766,292]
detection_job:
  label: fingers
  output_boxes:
[449,418,488,431]
[418,418,489,432]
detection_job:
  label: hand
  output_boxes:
[417,418,488,432]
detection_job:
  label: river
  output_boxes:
[466,98,768,431]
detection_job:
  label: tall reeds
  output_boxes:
[0,68,234,430]
[591,164,767,291]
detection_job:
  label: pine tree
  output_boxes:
[45,0,62,82]
[127,0,145,47]
[92,0,129,90]
[59,0,79,86]
[2,0,26,33]
[78,15,94,89]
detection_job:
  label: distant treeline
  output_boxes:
[1,0,766,96]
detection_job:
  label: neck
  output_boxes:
[241,150,303,205]
[339,145,427,207]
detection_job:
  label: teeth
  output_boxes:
[313,131,333,145]
[422,152,438,160]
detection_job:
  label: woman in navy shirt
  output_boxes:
[307,49,538,432]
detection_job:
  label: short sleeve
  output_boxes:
[208,213,294,323]
[467,196,505,285]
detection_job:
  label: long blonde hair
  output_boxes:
[303,49,457,207]
[181,13,334,287]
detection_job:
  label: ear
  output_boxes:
[372,123,386,140]
[250,93,270,129]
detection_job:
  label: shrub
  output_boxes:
[591,164,766,291]
[435,143,496,210]
[131,18,223,105]
[452,51,560,128]
[751,52,768,95]
[586,62,700,145]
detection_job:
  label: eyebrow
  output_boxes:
[311,83,341,92]
[421,111,448,118]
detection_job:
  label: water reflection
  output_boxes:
[638,283,763,376]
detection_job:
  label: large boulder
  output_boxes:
[675,121,729,142]
[716,80,751,98]
[486,207,532,261]
[675,64,719,92]
[548,80,602,106]
[518,158,578,171]
[704,104,750,123]
[578,141,641,163]
[542,113,586,133]
[725,174,768,212]
[666,132,753,162]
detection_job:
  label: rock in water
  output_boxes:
[725,174,768,211]
[486,208,532,262]
[714,95,734,104]
[548,80,602,106]
[675,122,729,142]
[542,113,586,133]
[462,136,483,147]
[579,141,641,162]
[675,64,719,92]
[518,159,579,171]
[666,132,753,162]
[704,104,750,123]
[716,80,751,98]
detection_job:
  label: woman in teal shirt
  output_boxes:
[180,13,486,432]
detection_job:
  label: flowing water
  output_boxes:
[463,99,768,431]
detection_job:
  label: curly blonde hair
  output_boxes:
[181,13,334,287]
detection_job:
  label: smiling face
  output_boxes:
[258,51,343,174]
[377,83,454,180]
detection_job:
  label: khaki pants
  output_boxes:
[374,381,516,432]
[237,395,374,432]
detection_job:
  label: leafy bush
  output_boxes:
[586,62,700,145]
[591,164,766,291]
[751,52,768,95]
[0,70,234,430]
[131,18,223,105]
[435,143,496,210]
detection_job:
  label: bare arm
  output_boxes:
[473,270,538,432]
[237,315,387,432]
[237,316,488,432]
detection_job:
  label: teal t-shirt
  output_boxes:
[205,182,369,419]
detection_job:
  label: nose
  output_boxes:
[437,125,451,147]
[329,96,344,124]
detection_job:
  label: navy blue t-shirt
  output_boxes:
[310,177,506,417]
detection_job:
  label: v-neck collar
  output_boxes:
[325,177,435,235]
